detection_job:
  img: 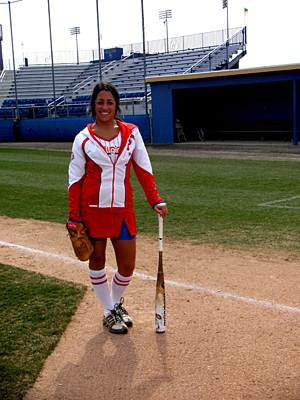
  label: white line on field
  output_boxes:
[260,206,300,209]
[1,240,300,315]
[258,195,300,209]
[0,241,83,263]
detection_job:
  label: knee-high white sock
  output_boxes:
[111,270,133,305]
[89,268,114,316]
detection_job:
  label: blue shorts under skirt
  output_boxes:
[90,220,136,241]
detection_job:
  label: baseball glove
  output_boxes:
[66,220,94,262]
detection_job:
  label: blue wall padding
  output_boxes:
[151,83,175,143]
[17,115,150,143]
[19,117,91,141]
[122,115,150,142]
[0,120,15,141]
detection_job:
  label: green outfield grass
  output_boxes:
[0,148,299,255]
[0,264,87,400]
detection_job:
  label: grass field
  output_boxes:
[0,264,87,400]
[0,148,300,254]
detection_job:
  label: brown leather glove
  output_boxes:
[66,220,94,262]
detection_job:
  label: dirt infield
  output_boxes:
[0,141,300,399]
[1,139,300,161]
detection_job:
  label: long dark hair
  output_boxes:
[89,81,121,120]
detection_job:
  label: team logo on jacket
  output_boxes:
[70,152,75,162]
[106,146,119,156]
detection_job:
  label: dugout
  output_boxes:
[147,64,300,145]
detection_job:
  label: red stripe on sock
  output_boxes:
[114,274,132,284]
[113,276,130,286]
[89,273,106,280]
[91,278,108,285]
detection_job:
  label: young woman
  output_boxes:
[67,81,167,334]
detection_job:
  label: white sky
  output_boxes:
[0,0,299,70]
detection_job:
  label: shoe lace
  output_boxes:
[108,309,123,324]
[115,297,128,316]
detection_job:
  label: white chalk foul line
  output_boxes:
[1,240,300,315]
[0,241,84,264]
[258,195,300,209]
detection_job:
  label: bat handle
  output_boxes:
[158,215,163,252]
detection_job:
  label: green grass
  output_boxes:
[0,149,69,222]
[0,148,300,254]
[0,264,87,400]
[135,155,300,255]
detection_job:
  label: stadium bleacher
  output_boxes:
[0,27,246,119]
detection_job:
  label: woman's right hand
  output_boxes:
[154,202,168,219]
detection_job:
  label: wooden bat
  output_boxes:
[155,215,165,333]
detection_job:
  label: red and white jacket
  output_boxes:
[68,121,163,221]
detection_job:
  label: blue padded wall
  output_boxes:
[123,115,150,143]
[16,115,150,143]
[19,117,91,142]
[151,83,176,143]
[0,119,15,141]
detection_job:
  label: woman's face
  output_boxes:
[94,90,116,124]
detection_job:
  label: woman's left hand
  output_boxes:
[154,202,168,219]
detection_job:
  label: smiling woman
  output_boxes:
[89,81,121,134]
[93,91,117,127]
[67,81,168,334]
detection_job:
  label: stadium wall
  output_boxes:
[0,115,150,143]
[0,119,14,141]
[147,64,300,144]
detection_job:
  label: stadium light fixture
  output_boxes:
[70,26,80,65]
[0,0,23,125]
[159,9,172,54]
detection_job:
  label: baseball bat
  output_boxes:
[155,214,165,333]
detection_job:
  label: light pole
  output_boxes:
[141,0,148,116]
[47,0,57,117]
[222,0,229,68]
[96,0,102,81]
[21,41,24,65]
[159,9,172,54]
[70,26,80,65]
[0,25,3,71]
[0,0,22,124]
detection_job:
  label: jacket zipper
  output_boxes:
[111,164,116,211]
